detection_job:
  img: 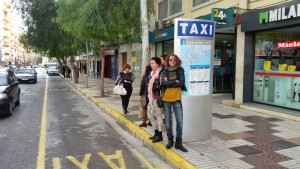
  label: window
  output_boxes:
[158,0,182,20]
[193,0,211,7]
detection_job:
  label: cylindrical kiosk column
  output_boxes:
[173,18,215,142]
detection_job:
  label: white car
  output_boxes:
[47,67,59,76]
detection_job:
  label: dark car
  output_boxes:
[15,68,38,83]
[0,69,21,116]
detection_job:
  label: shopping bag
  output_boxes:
[113,83,127,95]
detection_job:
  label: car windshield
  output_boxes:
[48,66,57,69]
[18,69,35,74]
[0,72,8,86]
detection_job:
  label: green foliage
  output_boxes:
[13,0,77,59]
[56,0,147,47]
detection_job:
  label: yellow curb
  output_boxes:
[153,143,166,159]
[72,86,196,169]
[165,150,184,168]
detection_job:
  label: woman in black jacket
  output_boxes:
[115,64,135,114]
[139,65,152,127]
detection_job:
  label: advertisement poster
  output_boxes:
[180,40,211,96]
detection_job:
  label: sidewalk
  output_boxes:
[64,75,300,169]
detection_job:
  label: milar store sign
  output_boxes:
[259,3,300,24]
[277,40,300,49]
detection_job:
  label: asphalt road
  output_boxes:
[0,68,171,169]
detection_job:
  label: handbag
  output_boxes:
[157,97,163,108]
[140,95,147,107]
[113,83,127,95]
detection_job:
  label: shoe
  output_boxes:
[175,139,188,152]
[152,131,163,143]
[139,123,147,127]
[166,136,174,149]
[147,121,152,126]
[149,130,158,140]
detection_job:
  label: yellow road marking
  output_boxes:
[36,76,48,169]
[98,150,126,169]
[66,154,91,169]
[131,149,163,169]
[52,157,61,169]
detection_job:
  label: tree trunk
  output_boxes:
[100,54,105,97]
[140,0,149,75]
[70,55,78,83]
[98,45,120,97]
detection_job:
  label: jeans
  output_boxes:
[163,101,183,140]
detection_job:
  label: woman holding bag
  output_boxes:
[147,57,164,143]
[115,64,135,114]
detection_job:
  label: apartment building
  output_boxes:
[0,0,13,66]
[0,0,26,67]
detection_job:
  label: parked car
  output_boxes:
[0,69,20,116]
[15,68,38,83]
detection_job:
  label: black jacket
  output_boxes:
[147,73,161,97]
[161,66,187,92]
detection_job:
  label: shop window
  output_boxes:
[158,0,182,20]
[253,29,300,110]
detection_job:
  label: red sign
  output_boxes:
[277,40,300,49]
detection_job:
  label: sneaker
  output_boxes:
[139,123,147,127]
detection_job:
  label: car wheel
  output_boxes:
[6,100,13,116]
[15,92,20,106]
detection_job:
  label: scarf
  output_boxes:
[148,69,160,104]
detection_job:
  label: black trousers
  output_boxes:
[120,85,132,111]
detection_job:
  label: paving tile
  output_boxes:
[279,159,300,169]
[230,145,263,156]
[264,117,284,122]
[224,139,255,148]
[270,140,298,149]
[253,142,282,152]
[211,129,236,141]
[276,146,300,159]
[260,152,292,163]
[241,154,275,168]
[228,132,254,139]
[245,137,266,145]
[287,137,300,145]
[221,159,254,169]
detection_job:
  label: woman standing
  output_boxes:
[147,57,163,143]
[161,54,188,152]
[139,65,152,127]
[115,64,135,114]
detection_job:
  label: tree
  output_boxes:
[56,0,147,96]
[13,0,79,82]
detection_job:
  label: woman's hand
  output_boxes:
[164,77,168,81]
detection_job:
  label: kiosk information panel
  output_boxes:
[174,19,215,141]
